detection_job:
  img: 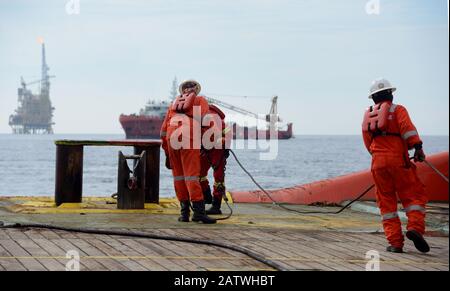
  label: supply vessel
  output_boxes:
[120,81,293,140]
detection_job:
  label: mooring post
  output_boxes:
[55,144,83,206]
[134,145,160,204]
[117,151,146,209]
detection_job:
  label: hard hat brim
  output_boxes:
[369,87,396,99]
[179,80,201,95]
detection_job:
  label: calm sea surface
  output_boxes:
[0,134,448,197]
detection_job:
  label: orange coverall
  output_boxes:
[161,96,209,203]
[199,105,230,200]
[363,102,427,248]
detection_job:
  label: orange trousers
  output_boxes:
[200,149,227,199]
[371,165,428,248]
[168,147,204,202]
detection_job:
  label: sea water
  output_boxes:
[0,134,448,197]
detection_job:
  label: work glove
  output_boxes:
[165,155,172,169]
[413,144,426,163]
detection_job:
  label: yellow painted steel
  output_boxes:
[0,196,180,215]
[0,195,234,215]
[0,195,383,231]
[225,191,233,203]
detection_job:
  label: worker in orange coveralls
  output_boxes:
[362,78,429,253]
[160,80,216,224]
[199,104,231,215]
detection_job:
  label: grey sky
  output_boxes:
[0,0,448,135]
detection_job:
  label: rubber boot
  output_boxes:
[206,196,222,215]
[192,201,217,224]
[406,230,430,253]
[178,200,190,222]
[386,245,403,253]
[203,186,213,205]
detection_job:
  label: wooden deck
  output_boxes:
[0,227,447,271]
[0,198,448,271]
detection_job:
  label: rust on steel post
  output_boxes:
[134,145,160,203]
[55,145,84,206]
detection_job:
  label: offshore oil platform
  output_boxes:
[9,39,55,134]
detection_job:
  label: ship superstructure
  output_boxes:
[119,78,177,139]
[119,78,293,140]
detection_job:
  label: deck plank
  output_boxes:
[15,238,65,271]
[319,232,415,271]
[68,238,130,271]
[0,227,447,271]
[0,239,46,271]
[119,238,186,271]
[172,228,305,270]
[172,229,267,270]
[148,239,207,271]
[237,238,312,271]
[99,237,167,271]
[268,235,362,271]
[248,233,352,270]
[31,238,75,271]
[132,239,198,271]
[333,233,438,271]
[162,229,265,270]
[86,238,147,271]
[342,233,443,271]
[254,235,343,271]
[51,238,108,271]
[4,229,28,240]
[0,243,26,271]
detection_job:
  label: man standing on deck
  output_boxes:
[362,78,430,253]
[160,80,217,224]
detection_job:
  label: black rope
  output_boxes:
[0,222,285,271]
[229,149,375,215]
[215,196,234,221]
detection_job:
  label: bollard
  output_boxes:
[134,146,160,204]
[55,145,83,206]
[117,151,146,209]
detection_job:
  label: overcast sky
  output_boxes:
[0,0,448,135]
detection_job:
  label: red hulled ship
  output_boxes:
[120,100,170,139]
[119,86,293,140]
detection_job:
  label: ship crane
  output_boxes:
[20,76,55,88]
[205,95,281,124]
[205,96,261,120]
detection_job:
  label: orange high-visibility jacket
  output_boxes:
[362,102,422,169]
[160,95,209,155]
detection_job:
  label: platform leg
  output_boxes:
[134,146,160,203]
[55,145,84,206]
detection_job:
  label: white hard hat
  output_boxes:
[179,79,201,95]
[369,78,396,99]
